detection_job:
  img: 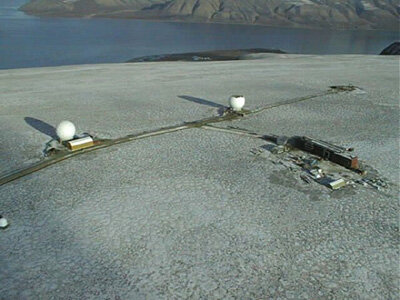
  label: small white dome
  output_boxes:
[229,95,245,111]
[56,120,76,141]
[0,216,8,229]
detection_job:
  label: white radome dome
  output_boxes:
[229,95,245,111]
[0,216,8,229]
[56,120,76,141]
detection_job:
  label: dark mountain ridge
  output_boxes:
[20,0,400,30]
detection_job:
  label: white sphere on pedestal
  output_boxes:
[56,120,76,141]
[229,95,245,111]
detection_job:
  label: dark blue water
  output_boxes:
[0,0,398,69]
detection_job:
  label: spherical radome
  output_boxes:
[56,120,76,141]
[229,95,245,111]
[0,216,8,229]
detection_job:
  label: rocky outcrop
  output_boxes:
[380,42,400,55]
[127,48,286,62]
[20,0,400,30]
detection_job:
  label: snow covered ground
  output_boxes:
[0,54,399,298]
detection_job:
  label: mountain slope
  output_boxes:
[20,0,400,29]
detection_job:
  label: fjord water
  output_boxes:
[0,1,398,70]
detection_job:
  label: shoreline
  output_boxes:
[1,53,390,72]
[126,48,287,63]
[0,53,390,72]
[19,9,399,32]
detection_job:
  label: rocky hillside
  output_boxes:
[20,0,400,30]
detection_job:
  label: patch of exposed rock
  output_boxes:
[127,48,286,62]
[380,42,400,55]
